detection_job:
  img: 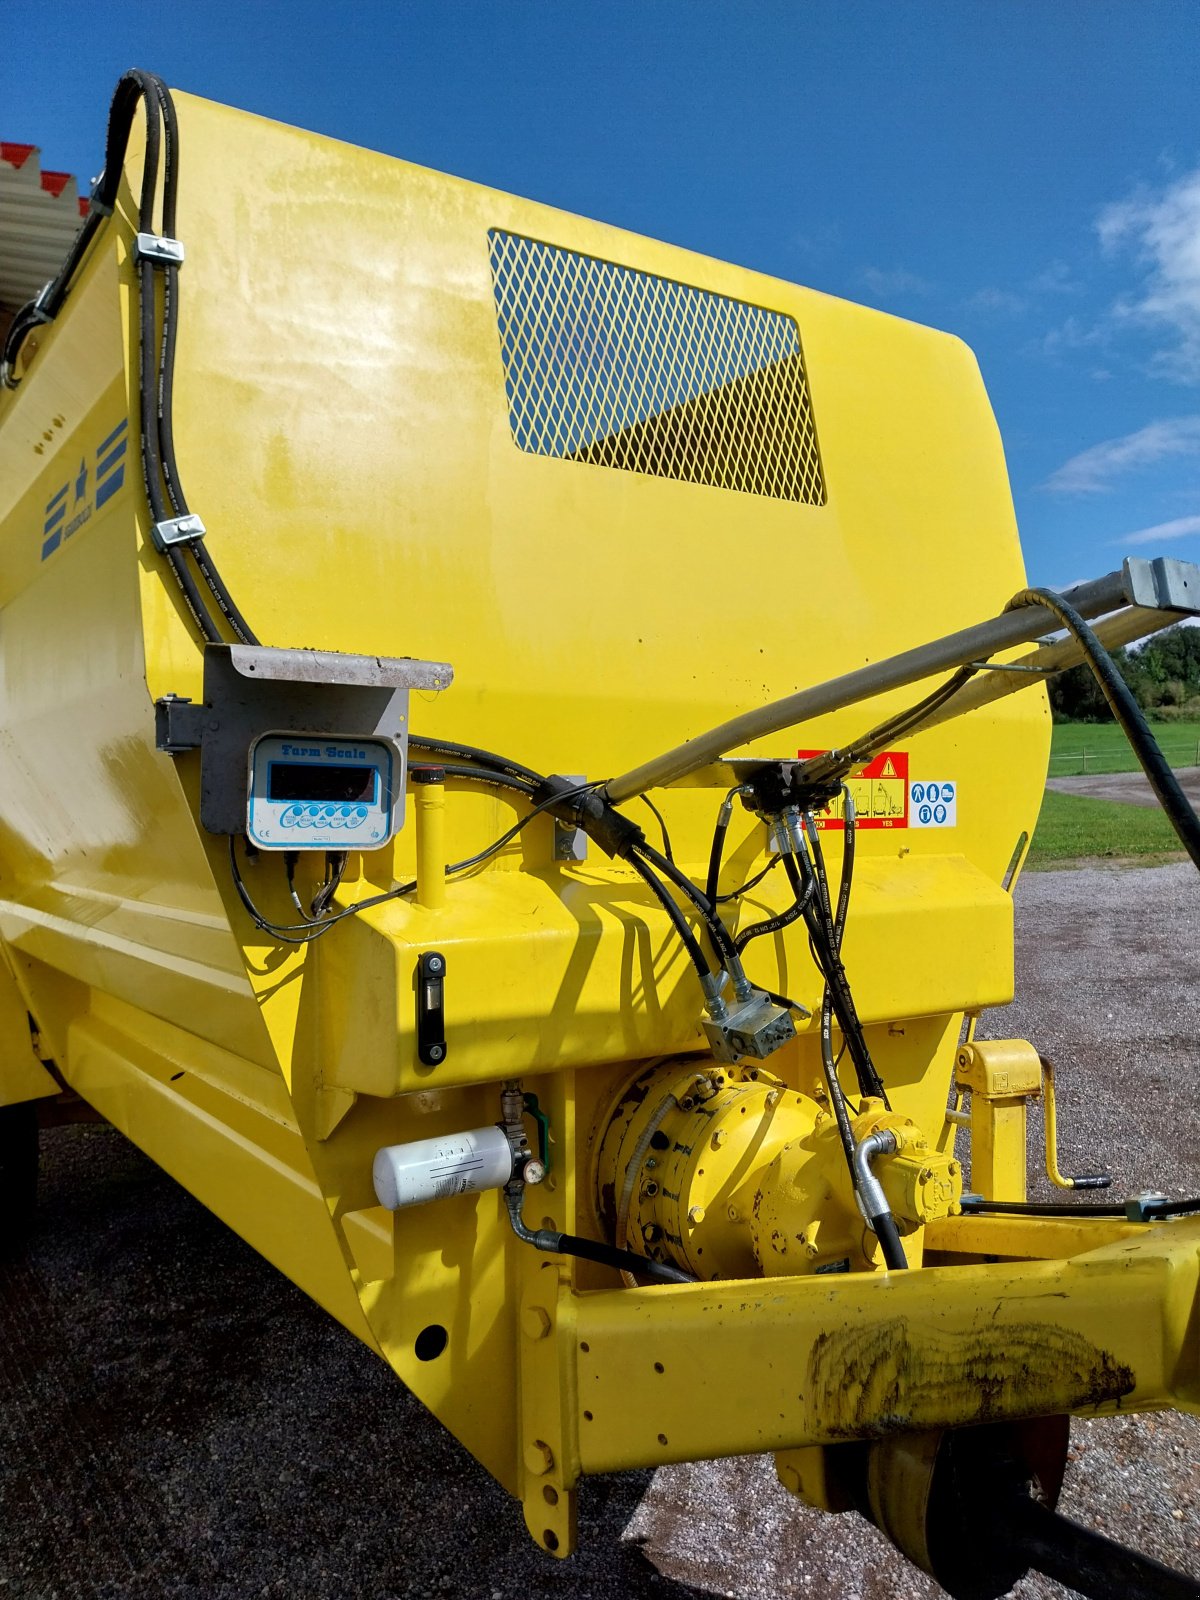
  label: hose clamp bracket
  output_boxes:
[134,232,186,267]
[152,512,206,551]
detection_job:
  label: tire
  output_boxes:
[0,1100,39,1252]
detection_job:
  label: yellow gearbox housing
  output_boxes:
[594,1061,961,1278]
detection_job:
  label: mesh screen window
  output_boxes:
[488,230,826,504]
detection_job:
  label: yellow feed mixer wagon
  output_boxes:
[3,70,1200,1600]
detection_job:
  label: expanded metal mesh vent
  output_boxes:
[488,230,825,504]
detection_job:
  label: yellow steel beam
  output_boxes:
[570,1215,1200,1473]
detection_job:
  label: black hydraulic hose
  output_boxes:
[807,811,888,1102]
[544,1230,695,1285]
[734,849,815,954]
[962,1195,1200,1219]
[148,76,258,645]
[408,735,547,788]
[833,789,856,943]
[820,984,859,1176]
[1,69,154,379]
[626,853,714,985]
[4,70,254,647]
[425,763,536,798]
[873,1210,908,1272]
[1009,587,1200,872]
[705,790,740,908]
[796,666,978,792]
[634,839,740,969]
[786,834,887,1103]
[1001,1490,1200,1600]
[138,243,218,641]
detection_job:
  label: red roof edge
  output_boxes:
[40,169,71,198]
[0,141,36,170]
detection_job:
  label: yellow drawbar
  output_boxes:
[1,71,1197,1598]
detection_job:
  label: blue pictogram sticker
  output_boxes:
[910,780,957,829]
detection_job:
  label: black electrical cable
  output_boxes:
[733,844,815,954]
[229,777,604,944]
[1008,587,1200,873]
[447,779,601,876]
[310,851,347,919]
[640,794,675,865]
[626,852,714,984]
[716,854,780,904]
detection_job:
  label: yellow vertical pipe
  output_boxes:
[413,769,447,910]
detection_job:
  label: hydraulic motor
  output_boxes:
[594,1057,962,1279]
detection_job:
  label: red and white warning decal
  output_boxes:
[796,750,909,830]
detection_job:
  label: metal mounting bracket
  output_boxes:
[154,644,453,836]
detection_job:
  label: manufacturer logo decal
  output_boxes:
[40,417,128,561]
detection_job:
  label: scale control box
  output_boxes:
[247,733,403,851]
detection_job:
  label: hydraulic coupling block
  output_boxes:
[702,985,796,1064]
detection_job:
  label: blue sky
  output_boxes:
[4,1,1198,588]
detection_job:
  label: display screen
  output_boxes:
[267,762,377,804]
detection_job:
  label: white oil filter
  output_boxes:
[372,1124,513,1210]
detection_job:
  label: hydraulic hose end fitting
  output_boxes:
[852,1127,900,1229]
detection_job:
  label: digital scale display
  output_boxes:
[247,734,403,850]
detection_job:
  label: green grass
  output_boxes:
[1049,718,1200,776]
[1026,788,1184,868]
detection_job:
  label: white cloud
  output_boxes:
[1032,259,1078,295]
[1108,514,1200,547]
[1098,165,1200,383]
[859,266,933,297]
[968,286,1027,315]
[1043,415,1200,494]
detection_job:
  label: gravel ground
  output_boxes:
[2,862,1198,1599]
[1046,766,1200,808]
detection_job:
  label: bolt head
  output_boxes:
[710,1128,728,1150]
[524,1158,547,1185]
[727,1204,740,1223]
[687,1205,705,1226]
[521,1305,552,1341]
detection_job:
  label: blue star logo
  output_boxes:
[74,458,88,502]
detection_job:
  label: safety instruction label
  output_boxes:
[796,750,909,830]
[909,781,957,828]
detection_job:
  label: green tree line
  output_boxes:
[1048,622,1200,722]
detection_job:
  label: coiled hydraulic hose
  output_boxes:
[1008,587,1200,872]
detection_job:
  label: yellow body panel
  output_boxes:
[5,83,1191,1570]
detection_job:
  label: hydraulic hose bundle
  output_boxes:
[2,70,254,647]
